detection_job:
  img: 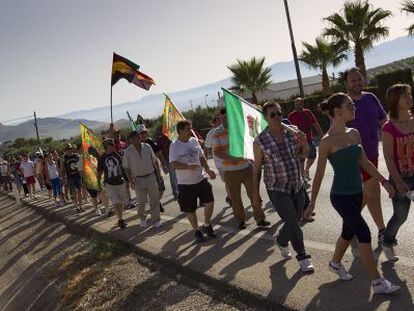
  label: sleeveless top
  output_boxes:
[328,144,363,195]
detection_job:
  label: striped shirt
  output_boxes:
[255,127,303,194]
[212,125,250,171]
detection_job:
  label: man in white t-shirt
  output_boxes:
[169,120,217,243]
[20,154,36,198]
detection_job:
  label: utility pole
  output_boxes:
[33,111,40,147]
[283,0,305,98]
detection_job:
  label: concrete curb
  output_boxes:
[6,194,292,311]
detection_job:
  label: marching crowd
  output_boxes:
[0,67,413,295]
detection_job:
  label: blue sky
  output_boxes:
[0,0,411,122]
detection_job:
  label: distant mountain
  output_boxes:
[55,36,413,123]
[0,118,109,142]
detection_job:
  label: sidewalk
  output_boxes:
[4,192,414,311]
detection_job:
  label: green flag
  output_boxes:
[223,88,267,160]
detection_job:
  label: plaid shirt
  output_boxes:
[255,127,303,194]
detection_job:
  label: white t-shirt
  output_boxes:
[204,126,223,171]
[169,137,205,185]
[20,160,35,178]
[47,161,59,179]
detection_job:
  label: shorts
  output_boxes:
[156,173,166,191]
[25,175,36,186]
[104,183,128,205]
[360,158,378,182]
[67,175,82,191]
[307,141,317,160]
[178,178,214,213]
[87,188,98,198]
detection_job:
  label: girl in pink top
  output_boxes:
[382,84,414,261]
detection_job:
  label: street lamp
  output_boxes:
[283,0,304,98]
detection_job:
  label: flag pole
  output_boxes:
[33,111,40,147]
[110,85,113,124]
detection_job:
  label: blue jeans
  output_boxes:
[383,177,414,246]
[168,164,179,199]
[267,187,308,260]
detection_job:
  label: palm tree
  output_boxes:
[300,37,348,96]
[228,56,272,105]
[323,0,392,78]
[401,0,414,36]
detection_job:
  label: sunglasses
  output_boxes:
[270,111,283,118]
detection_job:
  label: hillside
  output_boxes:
[56,36,413,122]
[0,118,128,142]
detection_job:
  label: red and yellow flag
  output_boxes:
[80,123,104,190]
[161,95,185,141]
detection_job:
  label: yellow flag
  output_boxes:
[161,95,185,141]
[80,123,104,190]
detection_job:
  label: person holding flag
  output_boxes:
[212,108,270,230]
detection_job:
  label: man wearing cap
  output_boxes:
[137,124,168,212]
[123,130,162,228]
[62,143,84,213]
[98,138,128,229]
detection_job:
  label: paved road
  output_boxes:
[160,144,414,260]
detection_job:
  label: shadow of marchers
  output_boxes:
[267,259,307,308]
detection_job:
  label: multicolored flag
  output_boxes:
[80,122,104,190]
[111,53,155,90]
[223,88,267,160]
[161,95,185,141]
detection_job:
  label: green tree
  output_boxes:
[401,0,414,36]
[227,56,272,105]
[323,0,392,78]
[300,37,348,96]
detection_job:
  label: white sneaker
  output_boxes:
[299,257,314,273]
[140,219,147,228]
[275,238,292,259]
[95,209,102,216]
[382,245,399,262]
[153,221,163,228]
[372,278,400,295]
[329,261,353,281]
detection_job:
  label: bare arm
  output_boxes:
[310,138,329,204]
[382,131,404,184]
[156,151,168,168]
[200,155,216,179]
[313,121,324,138]
[304,137,329,219]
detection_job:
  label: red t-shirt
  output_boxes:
[288,109,316,142]
[115,141,128,156]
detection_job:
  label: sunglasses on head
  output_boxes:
[270,111,283,118]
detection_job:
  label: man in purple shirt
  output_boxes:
[345,67,387,254]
